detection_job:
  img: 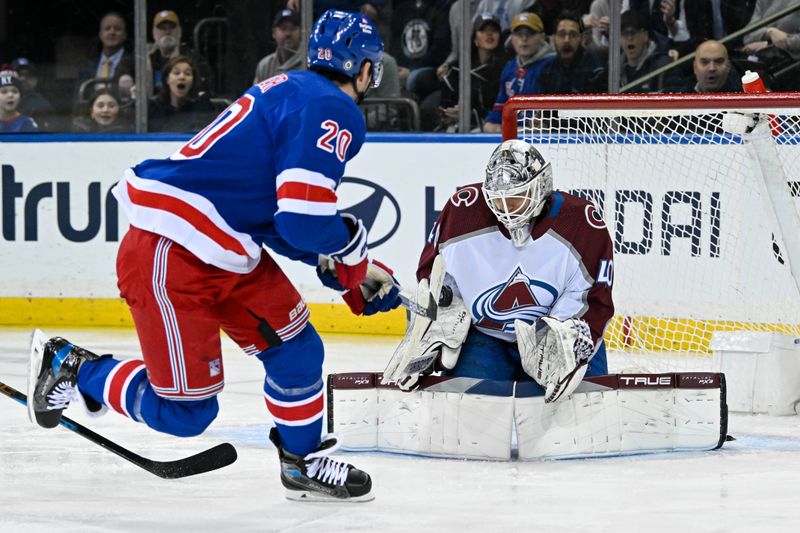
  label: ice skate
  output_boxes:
[269,427,373,502]
[27,329,104,428]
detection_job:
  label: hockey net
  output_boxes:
[503,94,800,372]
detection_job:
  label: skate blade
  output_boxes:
[285,489,374,503]
[27,328,49,425]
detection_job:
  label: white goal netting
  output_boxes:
[506,95,800,372]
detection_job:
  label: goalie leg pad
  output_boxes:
[328,372,727,460]
[328,373,514,460]
[515,373,727,459]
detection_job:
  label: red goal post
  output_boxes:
[500,93,800,369]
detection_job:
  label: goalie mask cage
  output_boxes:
[502,93,800,371]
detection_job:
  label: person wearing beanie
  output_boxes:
[438,12,508,132]
[0,69,38,133]
[10,58,55,131]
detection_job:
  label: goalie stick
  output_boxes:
[389,283,452,320]
[0,380,237,479]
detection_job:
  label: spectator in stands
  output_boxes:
[437,0,535,82]
[585,0,673,56]
[285,1,391,47]
[254,8,304,83]
[680,40,740,93]
[474,0,538,32]
[0,69,38,133]
[761,24,800,59]
[540,11,607,94]
[10,58,55,131]
[148,56,214,133]
[391,0,452,101]
[369,51,402,98]
[75,12,135,103]
[438,12,507,132]
[618,10,682,93]
[286,1,385,20]
[437,0,481,83]
[744,0,800,54]
[536,1,594,34]
[72,87,133,133]
[483,12,554,133]
[149,10,214,96]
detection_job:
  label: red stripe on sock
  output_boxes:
[264,393,323,422]
[107,360,145,417]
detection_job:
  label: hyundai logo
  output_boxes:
[338,177,401,248]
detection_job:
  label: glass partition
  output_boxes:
[1,1,798,134]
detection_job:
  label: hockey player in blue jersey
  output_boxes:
[28,10,399,502]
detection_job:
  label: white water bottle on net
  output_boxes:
[501,92,800,373]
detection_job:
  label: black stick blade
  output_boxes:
[147,442,238,479]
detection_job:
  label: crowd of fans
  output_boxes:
[1,1,799,134]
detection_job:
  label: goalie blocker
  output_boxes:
[327,372,728,460]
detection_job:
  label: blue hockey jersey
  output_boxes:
[113,70,366,273]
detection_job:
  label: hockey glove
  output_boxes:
[384,284,470,391]
[517,316,594,403]
[318,258,401,316]
[328,213,369,291]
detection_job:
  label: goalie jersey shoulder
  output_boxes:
[427,182,500,249]
[532,191,612,257]
[429,186,610,252]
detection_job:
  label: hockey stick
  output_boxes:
[0,380,237,479]
[396,288,440,320]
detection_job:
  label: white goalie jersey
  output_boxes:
[418,183,615,348]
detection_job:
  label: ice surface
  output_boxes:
[1,327,799,533]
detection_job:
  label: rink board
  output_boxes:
[0,134,798,343]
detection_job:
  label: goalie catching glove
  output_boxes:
[317,257,401,316]
[516,317,594,403]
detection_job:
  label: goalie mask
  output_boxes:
[483,140,553,247]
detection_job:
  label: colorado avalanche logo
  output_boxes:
[450,186,480,207]
[585,204,606,229]
[472,267,558,333]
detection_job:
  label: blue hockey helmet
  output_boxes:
[308,9,384,88]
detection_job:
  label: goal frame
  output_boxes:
[501,93,800,141]
[501,92,800,359]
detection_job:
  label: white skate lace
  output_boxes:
[47,382,78,410]
[304,433,350,486]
